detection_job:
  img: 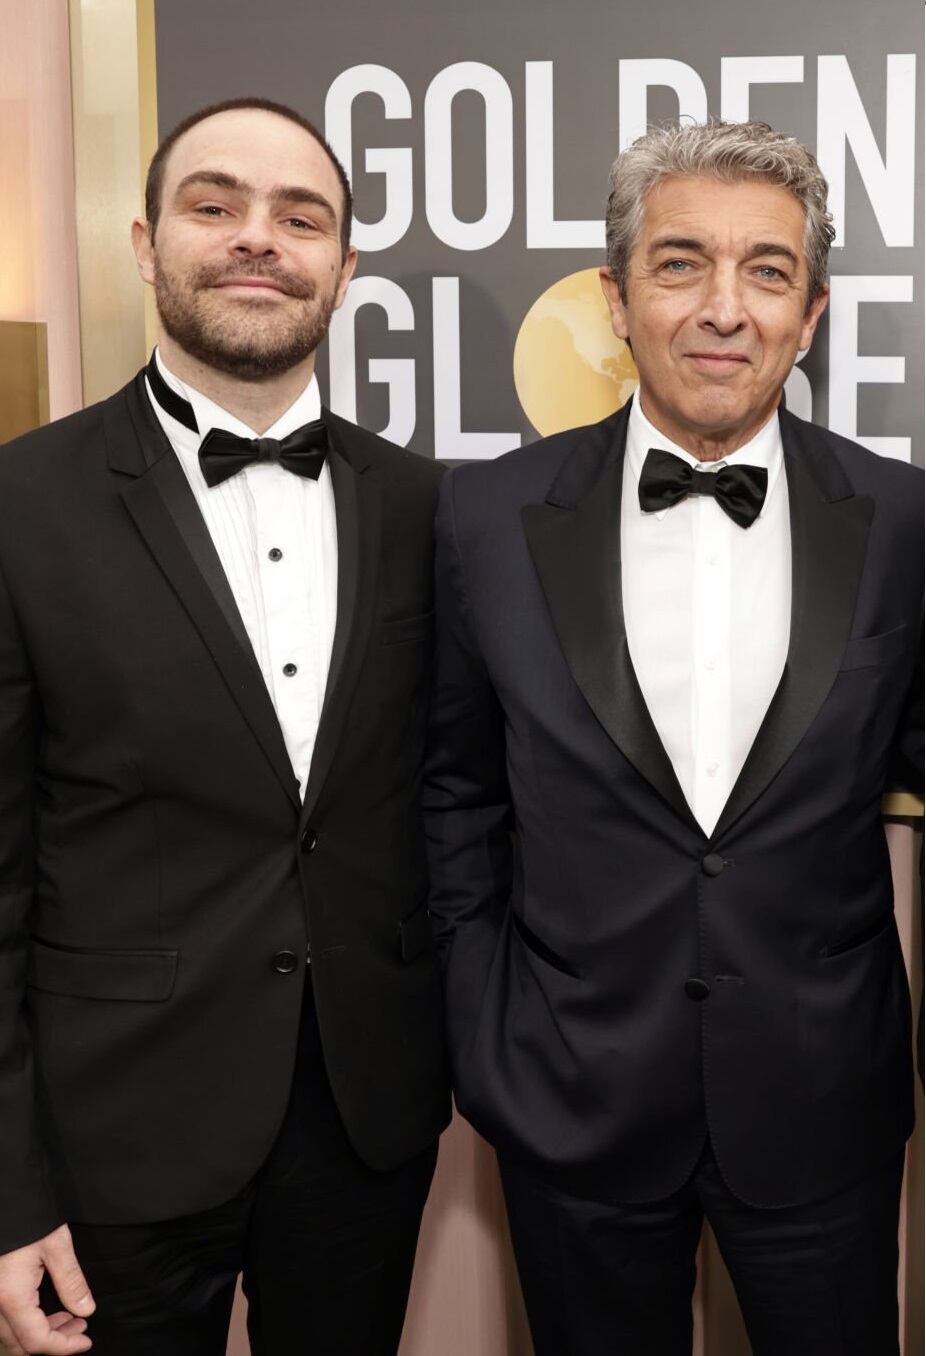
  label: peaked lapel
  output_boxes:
[711,412,873,840]
[112,374,301,810]
[300,408,381,827]
[522,404,699,831]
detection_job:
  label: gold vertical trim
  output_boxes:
[69,0,155,405]
[0,322,48,442]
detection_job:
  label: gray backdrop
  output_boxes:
[154,0,923,467]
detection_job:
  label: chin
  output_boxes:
[687,396,748,430]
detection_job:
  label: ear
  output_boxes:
[332,246,359,310]
[599,266,630,341]
[799,285,829,352]
[132,219,156,285]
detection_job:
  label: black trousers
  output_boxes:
[500,1142,905,1356]
[42,986,437,1355]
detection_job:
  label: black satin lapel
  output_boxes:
[119,375,270,661]
[120,462,301,810]
[712,454,873,841]
[522,456,697,830]
[301,447,380,824]
[154,452,257,661]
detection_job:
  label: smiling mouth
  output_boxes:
[686,352,750,366]
[213,279,292,297]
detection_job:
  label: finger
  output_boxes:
[48,1310,89,1334]
[43,1229,95,1318]
[5,1304,92,1355]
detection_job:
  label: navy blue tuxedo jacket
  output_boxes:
[424,401,922,1208]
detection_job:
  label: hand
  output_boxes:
[0,1226,94,1354]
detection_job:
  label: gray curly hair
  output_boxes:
[605,120,834,308]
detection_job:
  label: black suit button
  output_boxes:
[685,978,711,1001]
[300,827,317,854]
[701,853,725,877]
[272,950,298,975]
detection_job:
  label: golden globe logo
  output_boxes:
[513,268,638,437]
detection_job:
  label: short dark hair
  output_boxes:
[144,97,353,255]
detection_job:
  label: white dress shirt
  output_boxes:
[621,396,791,835]
[145,348,337,800]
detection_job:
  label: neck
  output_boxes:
[637,390,775,462]
[157,334,315,435]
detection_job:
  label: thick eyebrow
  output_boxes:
[743,242,799,269]
[173,170,246,198]
[647,235,706,255]
[173,170,337,224]
[647,234,800,271]
[270,185,338,225]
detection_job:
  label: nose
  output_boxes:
[697,262,747,336]
[228,207,279,258]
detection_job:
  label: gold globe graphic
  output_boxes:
[513,267,638,437]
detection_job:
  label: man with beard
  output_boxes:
[0,99,449,1356]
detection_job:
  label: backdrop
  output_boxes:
[147,6,924,1353]
[153,0,922,469]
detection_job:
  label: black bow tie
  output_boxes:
[197,423,327,487]
[144,351,328,488]
[638,447,768,529]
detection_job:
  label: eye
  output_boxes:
[195,204,229,218]
[285,217,318,232]
[665,259,691,271]
[755,265,786,281]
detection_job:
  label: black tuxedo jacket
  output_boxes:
[424,401,922,1209]
[0,372,450,1254]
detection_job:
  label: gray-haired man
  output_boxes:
[424,121,922,1354]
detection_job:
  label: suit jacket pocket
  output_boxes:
[820,909,896,959]
[512,913,584,979]
[27,938,179,1001]
[380,611,434,646]
[840,623,909,671]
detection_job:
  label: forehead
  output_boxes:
[162,109,344,217]
[638,175,806,253]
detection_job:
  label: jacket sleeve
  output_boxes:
[423,470,513,968]
[0,558,62,1252]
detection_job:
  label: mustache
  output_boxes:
[192,261,317,300]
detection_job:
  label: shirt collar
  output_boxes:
[148,346,322,446]
[625,392,784,520]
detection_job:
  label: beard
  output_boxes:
[153,256,338,381]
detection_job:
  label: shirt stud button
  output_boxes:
[268,547,283,561]
[282,662,297,677]
[685,978,711,1001]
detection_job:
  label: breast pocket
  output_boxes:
[839,623,909,672]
